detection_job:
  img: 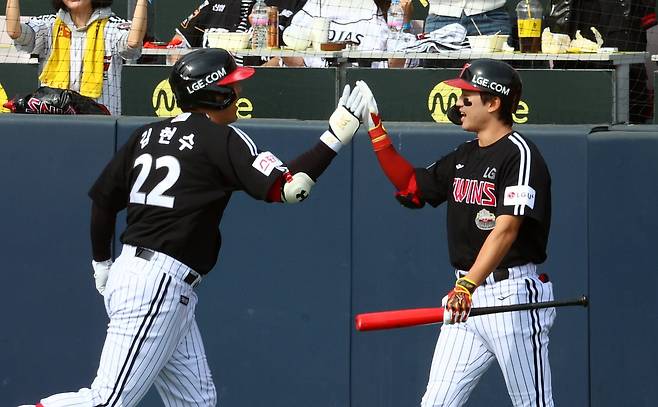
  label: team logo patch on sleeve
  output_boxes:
[252,151,283,176]
[504,185,536,209]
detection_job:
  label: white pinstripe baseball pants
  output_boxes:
[421,264,556,407]
[37,245,216,407]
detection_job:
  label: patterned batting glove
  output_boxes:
[444,277,477,324]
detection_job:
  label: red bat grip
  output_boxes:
[355,307,444,331]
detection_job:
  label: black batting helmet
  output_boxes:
[443,59,522,111]
[169,48,254,111]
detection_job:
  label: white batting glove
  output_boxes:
[321,84,365,152]
[92,259,113,296]
[355,80,380,130]
[281,171,315,203]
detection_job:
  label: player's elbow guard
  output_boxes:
[281,172,315,204]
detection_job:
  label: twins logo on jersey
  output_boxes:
[453,177,496,207]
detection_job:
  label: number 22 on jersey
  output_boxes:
[129,153,181,208]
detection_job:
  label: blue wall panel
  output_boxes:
[1,117,655,407]
[0,115,116,406]
[588,129,658,407]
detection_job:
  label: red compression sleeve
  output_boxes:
[367,114,415,190]
[374,144,416,191]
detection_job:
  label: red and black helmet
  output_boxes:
[443,59,523,112]
[169,48,255,111]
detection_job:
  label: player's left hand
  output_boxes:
[355,80,394,152]
[327,84,365,146]
[443,277,477,324]
[92,259,113,296]
[355,80,380,130]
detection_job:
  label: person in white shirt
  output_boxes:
[425,0,511,36]
[278,0,410,68]
[5,0,149,115]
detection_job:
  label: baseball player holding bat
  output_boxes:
[18,48,366,407]
[356,59,556,407]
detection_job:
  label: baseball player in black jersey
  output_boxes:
[356,60,555,407]
[17,48,365,407]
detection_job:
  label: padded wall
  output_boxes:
[1,117,655,407]
[0,115,115,406]
[588,127,658,407]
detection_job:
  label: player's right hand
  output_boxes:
[92,259,113,296]
[326,84,365,147]
[443,278,476,324]
[443,288,471,324]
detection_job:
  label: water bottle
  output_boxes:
[250,0,268,49]
[387,0,404,35]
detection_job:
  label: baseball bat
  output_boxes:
[355,295,588,331]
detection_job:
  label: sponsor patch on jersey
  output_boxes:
[475,208,496,231]
[504,185,536,209]
[252,151,283,176]
[180,295,189,305]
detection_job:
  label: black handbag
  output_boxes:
[3,86,111,115]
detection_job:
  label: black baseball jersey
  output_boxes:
[177,0,307,48]
[415,131,551,270]
[89,112,286,274]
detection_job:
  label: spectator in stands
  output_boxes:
[548,0,657,123]
[424,0,511,36]
[5,0,148,116]
[278,0,413,68]
[170,0,307,66]
[418,1,511,68]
